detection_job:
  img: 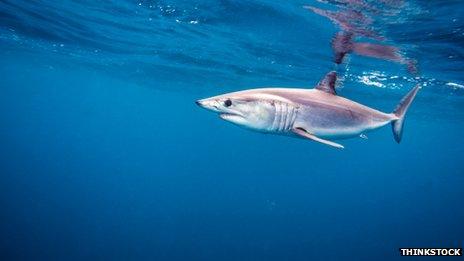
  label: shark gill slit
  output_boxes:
[280,102,288,131]
[271,102,280,131]
[278,102,286,132]
[272,102,297,132]
[285,104,294,131]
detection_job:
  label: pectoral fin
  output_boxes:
[292,128,344,149]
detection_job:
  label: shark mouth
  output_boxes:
[219,112,243,120]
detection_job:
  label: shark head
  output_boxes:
[196,90,276,131]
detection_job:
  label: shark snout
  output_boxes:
[196,99,212,110]
[195,98,222,113]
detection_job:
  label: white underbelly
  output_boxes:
[296,118,391,140]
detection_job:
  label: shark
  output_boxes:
[196,72,419,149]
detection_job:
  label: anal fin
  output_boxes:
[292,128,344,149]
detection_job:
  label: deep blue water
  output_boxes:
[1,0,463,260]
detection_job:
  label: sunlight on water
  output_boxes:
[1,0,463,92]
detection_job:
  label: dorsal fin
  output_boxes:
[315,71,337,95]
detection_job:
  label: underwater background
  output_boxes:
[0,0,463,260]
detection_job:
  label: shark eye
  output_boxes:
[224,99,232,107]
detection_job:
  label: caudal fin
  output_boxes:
[391,85,420,143]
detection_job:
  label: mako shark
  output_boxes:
[196,72,419,149]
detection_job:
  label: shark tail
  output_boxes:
[391,84,420,143]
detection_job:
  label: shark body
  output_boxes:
[196,72,419,149]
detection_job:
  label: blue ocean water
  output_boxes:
[1,0,463,260]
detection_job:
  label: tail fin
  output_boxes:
[391,85,420,143]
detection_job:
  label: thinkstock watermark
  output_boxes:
[399,248,462,257]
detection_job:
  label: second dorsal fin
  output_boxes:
[315,71,337,95]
